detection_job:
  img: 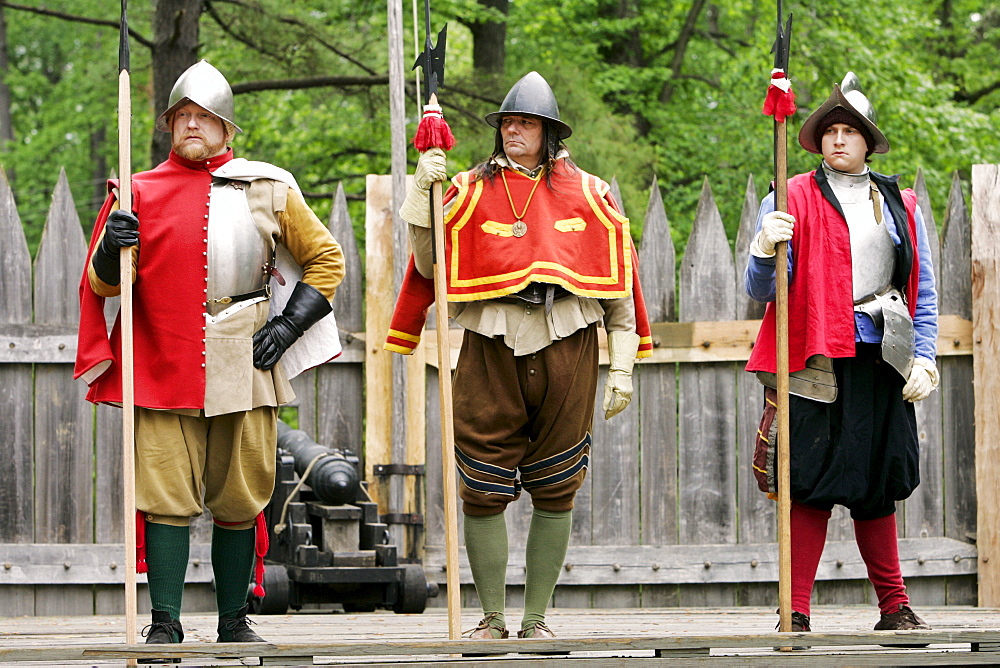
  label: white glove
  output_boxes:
[751,211,795,257]
[399,148,448,228]
[603,331,640,420]
[902,357,939,402]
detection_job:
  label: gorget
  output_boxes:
[824,163,894,301]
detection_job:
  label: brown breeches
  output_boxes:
[453,325,598,517]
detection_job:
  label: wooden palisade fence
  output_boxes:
[0,164,993,617]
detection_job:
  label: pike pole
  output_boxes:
[117,0,139,651]
[762,0,796,638]
[411,8,460,639]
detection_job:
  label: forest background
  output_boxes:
[1,0,998,261]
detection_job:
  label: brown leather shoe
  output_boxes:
[463,614,508,657]
[874,604,930,631]
[773,611,810,651]
[517,622,555,638]
[875,604,930,647]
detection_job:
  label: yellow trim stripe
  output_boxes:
[387,329,421,344]
[384,342,416,355]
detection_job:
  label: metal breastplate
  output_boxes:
[828,169,895,301]
[206,180,270,314]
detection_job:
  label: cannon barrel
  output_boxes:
[276,421,360,506]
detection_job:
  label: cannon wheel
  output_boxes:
[392,564,428,614]
[247,564,291,615]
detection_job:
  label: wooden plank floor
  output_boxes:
[2,606,1000,666]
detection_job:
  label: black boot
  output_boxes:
[140,609,183,664]
[217,604,265,642]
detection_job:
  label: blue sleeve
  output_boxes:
[910,206,938,360]
[744,191,793,303]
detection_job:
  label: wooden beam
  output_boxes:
[424,537,976,585]
[972,164,1000,606]
[363,175,396,511]
[421,315,974,369]
[0,544,213,585]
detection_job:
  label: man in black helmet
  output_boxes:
[385,71,651,642]
[745,72,938,636]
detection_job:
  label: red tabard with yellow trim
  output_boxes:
[444,161,632,300]
[74,149,235,409]
[384,161,653,358]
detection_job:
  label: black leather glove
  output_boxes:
[92,210,140,286]
[252,281,333,370]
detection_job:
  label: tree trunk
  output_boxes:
[150,0,202,166]
[468,0,508,74]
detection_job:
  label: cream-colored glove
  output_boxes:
[398,148,448,228]
[603,330,641,420]
[902,357,939,402]
[750,210,795,257]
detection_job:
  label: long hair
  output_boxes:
[471,120,577,186]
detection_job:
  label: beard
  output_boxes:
[172,134,228,161]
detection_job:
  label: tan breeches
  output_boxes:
[134,406,277,527]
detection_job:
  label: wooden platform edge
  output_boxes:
[3,630,1000,662]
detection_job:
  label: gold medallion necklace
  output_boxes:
[501,168,543,238]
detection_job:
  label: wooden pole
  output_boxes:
[774,121,792,635]
[117,67,138,653]
[430,162,462,640]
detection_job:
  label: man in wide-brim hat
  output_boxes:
[745,72,939,637]
[385,71,652,642]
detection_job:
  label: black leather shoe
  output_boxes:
[875,604,930,647]
[140,609,183,664]
[217,604,266,642]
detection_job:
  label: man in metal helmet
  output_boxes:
[745,72,938,635]
[75,60,346,649]
[385,71,652,642]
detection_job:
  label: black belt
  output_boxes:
[210,284,271,306]
[495,284,571,314]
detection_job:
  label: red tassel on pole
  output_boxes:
[762,69,797,123]
[135,510,148,574]
[412,94,455,152]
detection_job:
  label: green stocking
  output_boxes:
[211,524,255,618]
[522,508,572,633]
[145,522,190,620]
[463,512,508,634]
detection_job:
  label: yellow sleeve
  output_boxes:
[278,188,345,300]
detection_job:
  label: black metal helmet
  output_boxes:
[485,71,572,140]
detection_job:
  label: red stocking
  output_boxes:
[854,513,907,613]
[791,501,831,616]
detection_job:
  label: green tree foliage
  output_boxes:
[2,0,999,261]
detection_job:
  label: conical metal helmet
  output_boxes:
[485,71,572,139]
[155,60,242,134]
[798,72,887,154]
